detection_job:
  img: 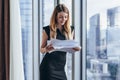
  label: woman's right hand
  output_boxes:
[45,44,54,52]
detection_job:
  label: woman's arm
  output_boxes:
[40,30,48,54]
[40,30,54,54]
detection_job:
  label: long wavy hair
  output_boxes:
[50,4,72,40]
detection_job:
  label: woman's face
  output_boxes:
[57,12,68,26]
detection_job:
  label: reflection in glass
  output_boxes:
[87,0,120,80]
[43,0,54,26]
[20,0,32,80]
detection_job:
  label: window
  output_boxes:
[43,0,54,26]
[60,0,72,25]
[87,0,120,80]
[19,0,82,80]
[39,0,55,62]
[20,0,33,80]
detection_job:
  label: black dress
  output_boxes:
[40,26,67,80]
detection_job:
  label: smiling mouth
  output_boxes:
[61,21,65,23]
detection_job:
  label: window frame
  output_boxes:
[32,0,40,80]
[72,0,83,80]
[81,0,87,80]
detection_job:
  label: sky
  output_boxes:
[87,0,120,18]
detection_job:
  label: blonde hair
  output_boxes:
[50,4,72,40]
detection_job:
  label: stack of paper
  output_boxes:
[47,39,81,54]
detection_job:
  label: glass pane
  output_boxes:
[60,1,72,80]
[87,0,120,80]
[43,0,54,26]
[40,0,54,62]
[60,0,72,25]
[19,0,33,80]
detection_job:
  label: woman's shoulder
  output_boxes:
[43,25,50,30]
[43,25,50,37]
[71,26,74,32]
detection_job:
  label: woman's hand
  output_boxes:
[45,44,54,52]
[72,47,81,51]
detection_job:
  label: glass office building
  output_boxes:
[87,6,120,80]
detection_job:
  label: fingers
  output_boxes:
[72,47,81,51]
[46,44,53,49]
[46,44,54,52]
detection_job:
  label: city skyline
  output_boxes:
[87,0,120,30]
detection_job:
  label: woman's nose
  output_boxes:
[62,17,66,21]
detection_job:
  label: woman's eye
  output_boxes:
[59,16,67,19]
[59,16,63,18]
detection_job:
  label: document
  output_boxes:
[47,39,81,54]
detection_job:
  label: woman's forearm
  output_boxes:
[40,47,46,54]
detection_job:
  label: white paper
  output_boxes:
[47,39,81,54]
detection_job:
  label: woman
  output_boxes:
[40,4,80,80]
